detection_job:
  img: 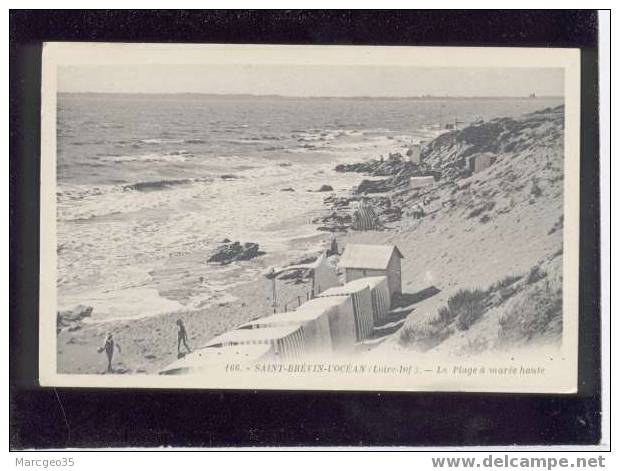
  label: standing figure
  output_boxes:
[176,319,191,357]
[327,236,339,257]
[98,333,121,373]
[412,203,425,219]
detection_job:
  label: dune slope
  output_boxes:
[336,105,566,357]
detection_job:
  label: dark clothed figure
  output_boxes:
[177,319,191,356]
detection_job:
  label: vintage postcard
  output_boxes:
[39,43,580,392]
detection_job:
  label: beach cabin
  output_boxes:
[339,244,404,296]
[296,295,357,352]
[406,144,422,164]
[317,283,374,342]
[159,344,273,375]
[341,276,391,326]
[352,200,381,231]
[238,309,333,354]
[468,153,495,174]
[265,251,341,310]
[204,325,305,360]
[409,175,435,189]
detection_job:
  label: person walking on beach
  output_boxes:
[98,333,121,373]
[176,319,191,357]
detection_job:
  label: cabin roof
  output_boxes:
[339,276,388,290]
[338,244,404,270]
[240,309,327,328]
[318,282,370,297]
[205,324,301,347]
[295,295,351,312]
[160,344,272,373]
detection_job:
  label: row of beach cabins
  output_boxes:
[160,244,404,375]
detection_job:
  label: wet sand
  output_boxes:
[57,274,315,375]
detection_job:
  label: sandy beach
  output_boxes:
[55,95,566,376]
[57,257,316,375]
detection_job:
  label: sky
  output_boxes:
[58,64,564,97]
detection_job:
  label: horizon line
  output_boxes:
[58,92,564,100]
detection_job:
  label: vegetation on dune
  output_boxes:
[467,201,495,219]
[448,288,487,331]
[398,316,451,351]
[399,260,562,352]
[340,105,566,355]
[399,287,486,348]
[492,274,522,289]
[498,276,562,345]
[530,177,543,198]
[526,265,547,284]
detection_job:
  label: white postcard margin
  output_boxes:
[39,44,581,392]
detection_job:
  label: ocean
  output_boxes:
[56,93,563,321]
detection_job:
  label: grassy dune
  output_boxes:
[336,105,566,357]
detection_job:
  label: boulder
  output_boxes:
[335,153,432,180]
[317,225,348,233]
[207,241,265,265]
[335,162,374,173]
[237,242,262,261]
[58,304,93,322]
[317,184,334,192]
[277,268,311,284]
[57,305,93,333]
[323,195,357,208]
[356,179,393,194]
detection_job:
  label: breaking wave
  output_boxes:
[123,179,195,192]
[57,176,215,222]
[100,152,191,164]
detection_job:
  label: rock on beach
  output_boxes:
[207,241,265,265]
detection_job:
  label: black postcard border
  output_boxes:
[9,10,603,449]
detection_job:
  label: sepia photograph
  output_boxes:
[39,43,581,392]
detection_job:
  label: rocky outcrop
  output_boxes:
[323,105,564,234]
[336,152,439,195]
[422,105,565,179]
[355,178,395,194]
[57,305,93,333]
[335,152,416,177]
[323,195,359,208]
[314,211,353,232]
[207,241,265,265]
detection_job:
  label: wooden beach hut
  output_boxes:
[204,325,305,360]
[238,308,333,354]
[406,143,422,164]
[317,283,374,342]
[409,175,435,188]
[468,153,495,174]
[264,251,341,310]
[296,295,357,352]
[339,244,404,296]
[159,344,274,375]
[341,276,391,326]
[352,200,381,231]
